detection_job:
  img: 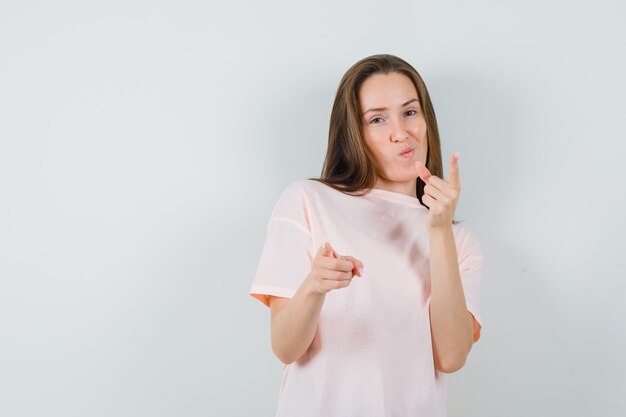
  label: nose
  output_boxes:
[389,118,408,143]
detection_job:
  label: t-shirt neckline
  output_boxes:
[365,187,426,209]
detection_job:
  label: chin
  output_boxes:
[387,174,418,184]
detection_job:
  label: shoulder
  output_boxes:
[283,178,330,192]
[276,179,333,202]
[268,180,323,221]
[452,223,484,260]
[272,179,356,218]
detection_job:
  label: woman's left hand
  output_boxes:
[414,152,461,231]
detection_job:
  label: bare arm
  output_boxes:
[269,243,362,364]
[415,153,477,373]
[428,226,474,373]
[269,280,326,364]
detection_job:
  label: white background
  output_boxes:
[1,1,625,416]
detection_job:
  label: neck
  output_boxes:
[373,178,417,197]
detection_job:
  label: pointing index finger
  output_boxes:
[448,152,460,189]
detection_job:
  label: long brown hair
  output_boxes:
[311,54,443,209]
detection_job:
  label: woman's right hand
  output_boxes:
[307,242,364,294]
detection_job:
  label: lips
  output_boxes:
[399,147,414,157]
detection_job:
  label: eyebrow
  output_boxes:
[362,98,420,115]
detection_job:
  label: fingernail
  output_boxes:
[454,152,459,160]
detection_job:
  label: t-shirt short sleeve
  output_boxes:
[455,227,485,343]
[249,182,314,307]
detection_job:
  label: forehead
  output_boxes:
[358,72,418,109]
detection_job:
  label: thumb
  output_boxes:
[323,242,337,258]
[414,160,432,184]
[317,243,329,258]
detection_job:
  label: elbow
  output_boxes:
[434,334,474,373]
[272,347,296,365]
[436,355,467,374]
[271,339,301,365]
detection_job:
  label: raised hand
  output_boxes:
[414,152,461,230]
[307,242,364,294]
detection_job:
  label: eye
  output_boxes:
[370,117,384,124]
[405,110,417,117]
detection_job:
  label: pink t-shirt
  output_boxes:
[250,179,483,417]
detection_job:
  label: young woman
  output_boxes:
[249,54,484,416]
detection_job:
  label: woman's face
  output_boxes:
[359,72,428,195]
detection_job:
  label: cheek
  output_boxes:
[410,122,428,157]
[364,133,387,158]
[411,120,428,139]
